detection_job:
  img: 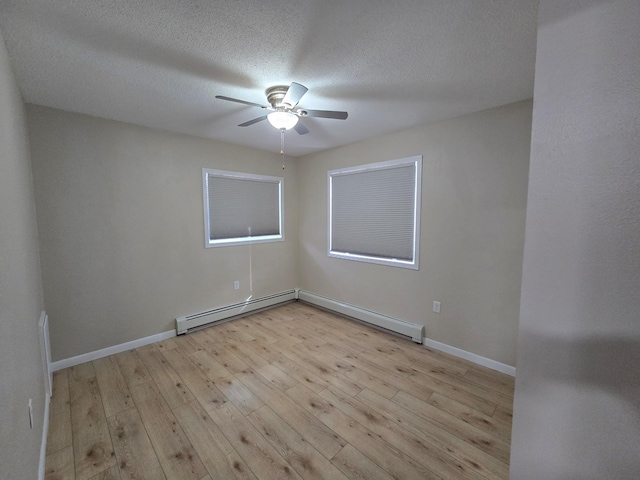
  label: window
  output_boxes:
[328,155,422,269]
[203,168,283,247]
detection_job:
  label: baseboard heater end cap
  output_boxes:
[412,325,425,344]
[175,316,188,335]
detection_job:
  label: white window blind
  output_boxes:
[203,169,283,247]
[329,156,421,269]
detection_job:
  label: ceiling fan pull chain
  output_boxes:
[281,129,285,170]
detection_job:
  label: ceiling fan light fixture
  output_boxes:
[267,111,298,130]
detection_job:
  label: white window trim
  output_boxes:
[327,155,422,270]
[203,168,284,248]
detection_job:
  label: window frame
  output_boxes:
[202,168,284,248]
[327,155,422,270]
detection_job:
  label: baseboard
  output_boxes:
[297,289,515,376]
[297,289,424,343]
[422,337,516,376]
[38,393,50,480]
[50,330,176,371]
[176,290,296,334]
[48,296,515,377]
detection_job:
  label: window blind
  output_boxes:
[207,174,280,240]
[331,162,417,261]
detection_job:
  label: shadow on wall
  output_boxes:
[538,0,607,27]
[521,332,640,412]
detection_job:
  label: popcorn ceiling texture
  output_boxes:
[0,0,537,156]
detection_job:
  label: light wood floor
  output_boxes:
[45,302,514,480]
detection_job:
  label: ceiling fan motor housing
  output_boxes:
[215,82,346,134]
[266,85,291,109]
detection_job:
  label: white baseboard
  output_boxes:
[176,290,296,334]
[38,393,50,480]
[297,290,424,343]
[298,289,515,376]
[48,296,515,377]
[422,337,516,376]
[50,330,176,371]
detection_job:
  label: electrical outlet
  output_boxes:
[233,280,240,290]
[433,301,441,314]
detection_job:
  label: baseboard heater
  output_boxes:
[296,289,424,343]
[175,290,296,335]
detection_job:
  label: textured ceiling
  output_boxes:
[0,0,538,157]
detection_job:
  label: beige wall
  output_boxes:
[27,105,298,361]
[28,100,531,367]
[511,1,640,477]
[297,100,531,366]
[0,27,46,479]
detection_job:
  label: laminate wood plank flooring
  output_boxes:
[46,370,72,455]
[173,400,256,480]
[46,302,514,480]
[247,405,349,480]
[330,444,395,480]
[129,382,206,480]
[106,407,165,479]
[286,384,438,480]
[44,445,75,480]
[93,356,133,417]
[206,402,304,480]
[67,363,116,480]
[137,344,195,409]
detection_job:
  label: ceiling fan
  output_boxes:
[215,82,348,135]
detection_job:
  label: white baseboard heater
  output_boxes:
[296,289,424,343]
[175,290,296,335]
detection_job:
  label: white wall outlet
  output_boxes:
[433,301,441,314]
[233,280,240,290]
[28,399,33,429]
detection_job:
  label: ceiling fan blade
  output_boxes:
[282,82,308,108]
[215,95,266,109]
[238,115,267,127]
[293,122,309,135]
[298,108,348,120]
